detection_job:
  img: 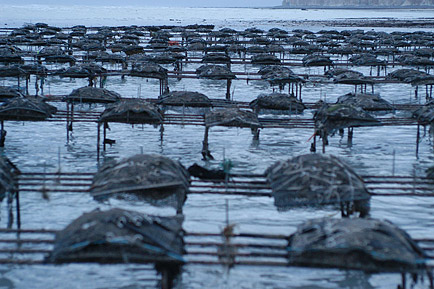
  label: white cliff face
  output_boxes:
[282,0,434,7]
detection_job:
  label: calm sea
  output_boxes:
[0,5,433,288]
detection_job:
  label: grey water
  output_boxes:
[0,4,433,288]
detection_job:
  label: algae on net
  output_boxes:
[288,218,427,274]
[265,154,370,216]
[90,154,189,212]
[48,208,185,275]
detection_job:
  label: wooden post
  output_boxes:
[7,192,13,229]
[0,120,5,147]
[226,79,232,100]
[202,126,213,160]
[160,124,164,145]
[299,84,302,101]
[103,122,107,151]
[310,134,316,152]
[66,102,70,142]
[348,127,353,146]
[69,103,74,132]
[25,75,29,95]
[97,122,101,162]
[416,123,420,158]
[15,189,20,229]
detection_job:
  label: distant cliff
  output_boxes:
[281,0,434,7]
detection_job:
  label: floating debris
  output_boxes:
[187,163,226,180]
[265,154,370,216]
[249,92,306,114]
[288,218,427,274]
[336,93,394,112]
[66,86,121,104]
[99,99,162,124]
[90,154,189,211]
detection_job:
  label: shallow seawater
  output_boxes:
[0,5,433,289]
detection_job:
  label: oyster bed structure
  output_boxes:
[314,102,380,135]
[0,97,57,121]
[0,86,24,100]
[99,99,163,124]
[157,91,212,107]
[0,156,19,202]
[202,108,261,159]
[130,62,168,79]
[90,154,189,212]
[258,65,305,90]
[249,92,306,114]
[204,108,261,128]
[387,69,434,86]
[66,86,121,103]
[48,208,185,264]
[265,154,370,216]
[336,92,394,112]
[412,100,434,126]
[288,218,427,273]
[195,64,236,80]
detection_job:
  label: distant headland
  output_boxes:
[280,0,434,8]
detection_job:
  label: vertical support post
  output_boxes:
[348,127,353,146]
[160,124,164,145]
[97,122,101,162]
[299,84,302,101]
[310,134,316,152]
[15,189,20,229]
[70,103,74,132]
[0,120,5,147]
[25,76,29,95]
[226,79,232,100]
[416,123,420,158]
[7,191,13,229]
[66,102,70,142]
[202,126,212,160]
[322,136,326,153]
[103,122,107,151]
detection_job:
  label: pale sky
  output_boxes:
[0,0,282,7]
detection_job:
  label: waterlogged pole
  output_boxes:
[416,123,420,158]
[226,79,232,100]
[97,122,101,162]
